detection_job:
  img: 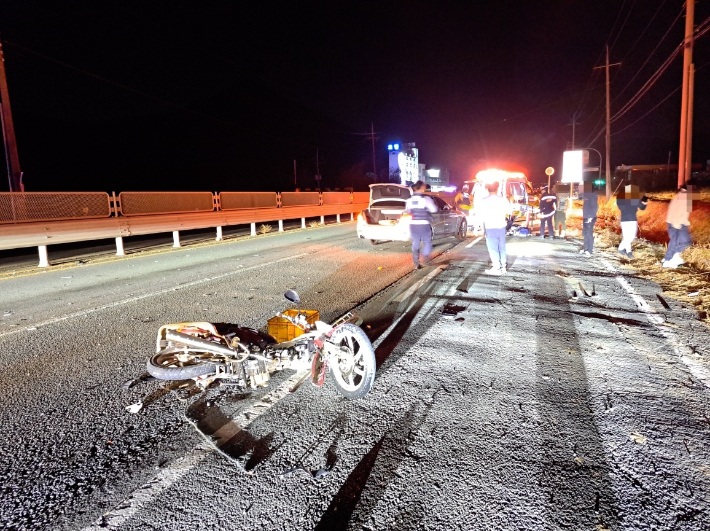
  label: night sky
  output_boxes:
[0,0,708,192]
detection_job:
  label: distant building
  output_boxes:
[388,142,418,185]
[386,141,450,188]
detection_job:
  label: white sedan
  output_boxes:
[356,183,468,245]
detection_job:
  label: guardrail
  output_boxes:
[0,190,369,267]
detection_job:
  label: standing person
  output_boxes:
[538,186,557,238]
[454,184,471,212]
[615,184,648,259]
[578,182,599,256]
[662,180,696,268]
[404,180,438,269]
[479,181,512,275]
[554,184,569,238]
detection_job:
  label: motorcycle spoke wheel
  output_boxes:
[147,350,220,380]
[328,323,376,400]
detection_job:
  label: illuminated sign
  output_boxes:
[428,169,440,178]
[562,150,584,183]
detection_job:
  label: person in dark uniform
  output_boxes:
[538,186,557,238]
[579,182,599,256]
[404,180,438,269]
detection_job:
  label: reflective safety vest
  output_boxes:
[406,193,436,224]
[455,192,471,211]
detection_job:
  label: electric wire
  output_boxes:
[612,14,710,123]
[613,56,710,137]
[609,0,638,53]
[612,5,684,104]
[617,0,669,66]
[572,0,631,126]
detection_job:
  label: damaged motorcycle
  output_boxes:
[146,290,376,399]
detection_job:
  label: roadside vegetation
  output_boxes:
[565,188,710,322]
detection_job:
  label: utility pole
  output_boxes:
[315,148,322,188]
[594,46,620,200]
[0,39,22,192]
[366,122,379,180]
[293,159,297,190]
[678,0,695,188]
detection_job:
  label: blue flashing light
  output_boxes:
[394,143,400,150]
[387,144,393,150]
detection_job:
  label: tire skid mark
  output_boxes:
[599,258,709,388]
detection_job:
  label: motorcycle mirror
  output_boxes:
[284,290,300,304]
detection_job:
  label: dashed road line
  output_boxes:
[0,252,310,339]
[466,236,484,248]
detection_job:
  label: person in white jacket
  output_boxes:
[478,181,513,275]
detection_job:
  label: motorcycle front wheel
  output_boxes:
[328,323,376,399]
[147,350,219,380]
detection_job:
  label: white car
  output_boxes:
[356,183,468,245]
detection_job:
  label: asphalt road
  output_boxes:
[1,223,708,530]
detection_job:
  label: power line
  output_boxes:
[609,0,638,53]
[611,15,710,124]
[617,0,670,66]
[612,4,684,104]
[612,57,710,137]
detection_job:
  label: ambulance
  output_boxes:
[463,169,534,233]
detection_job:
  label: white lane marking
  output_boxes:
[0,252,310,339]
[374,267,445,349]
[599,258,709,388]
[466,236,484,248]
[80,370,309,531]
[393,266,443,303]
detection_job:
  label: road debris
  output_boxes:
[629,431,647,445]
[442,303,466,318]
[126,402,143,414]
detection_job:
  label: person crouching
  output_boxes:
[479,181,513,275]
[405,180,438,269]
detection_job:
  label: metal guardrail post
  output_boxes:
[301,218,306,229]
[250,223,256,236]
[216,226,223,241]
[116,236,125,256]
[111,191,119,217]
[38,245,50,267]
[320,215,324,225]
[337,214,341,223]
[278,220,284,232]
[172,231,180,248]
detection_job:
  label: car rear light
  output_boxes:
[399,213,412,223]
[357,213,363,221]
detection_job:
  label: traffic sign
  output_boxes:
[545,167,555,176]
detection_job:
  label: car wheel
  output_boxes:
[455,219,467,240]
